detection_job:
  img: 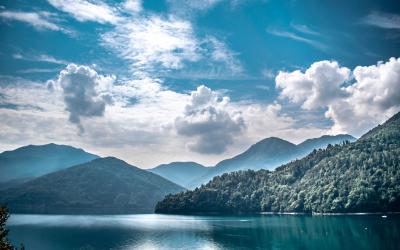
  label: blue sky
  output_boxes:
[0,0,399,167]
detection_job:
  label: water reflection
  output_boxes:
[7,214,400,250]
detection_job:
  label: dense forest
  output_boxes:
[0,157,184,214]
[155,112,400,214]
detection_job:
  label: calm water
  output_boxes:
[7,214,400,250]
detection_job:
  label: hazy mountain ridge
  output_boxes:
[155,112,399,214]
[188,134,355,188]
[149,162,208,189]
[0,143,99,183]
[0,157,185,214]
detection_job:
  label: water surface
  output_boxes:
[7,214,400,250]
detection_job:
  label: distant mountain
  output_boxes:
[0,157,185,214]
[188,134,355,188]
[297,134,355,154]
[0,143,99,183]
[148,162,208,189]
[155,112,400,214]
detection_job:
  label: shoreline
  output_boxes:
[8,212,400,217]
[260,211,400,216]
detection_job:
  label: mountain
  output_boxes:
[148,162,208,189]
[0,157,185,214]
[297,134,355,154]
[0,143,99,183]
[188,134,355,189]
[155,112,400,214]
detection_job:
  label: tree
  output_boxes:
[0,206,24,250]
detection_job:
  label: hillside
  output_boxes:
[0,157,185,214]
[188,134,355,188]
[297,134,355,155]
[148,162,208,189]
[0,143,99,183]
[155,112,400,214]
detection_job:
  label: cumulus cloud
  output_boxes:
[49,64,115,132]
[276,60,351,110]
[0,10,64,31]
[0,74,328,167]
[276,58,400,136]
[175,85,245,154]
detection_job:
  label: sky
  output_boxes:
[0,0,399,168]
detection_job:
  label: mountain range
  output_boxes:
[166,134,355,189]
[155,112,400,214]
[0,143,99,183]
[0,157,184,214]
[0,134,355,214]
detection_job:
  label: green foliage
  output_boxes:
[0,157,185,214]
[0,206,24,250]
[189,135,355,188]
[155,112,400,214]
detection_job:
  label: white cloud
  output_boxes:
[101,15,243,79]
[276,60,351,110]
[266,28,326,50]
[175,85,245,154]
[13,53,70,65]
[0,10,63,31]
[47,0,121,24]
[43,0,242,79]
[362,11,400,29]
[121,0,142,13]
[276,58,400,136]
[102,15,200,73]
[48,64,115,132]
[206,36,243,75]
[18,68,61,74]
[291,23,320,36]
[0,71,327,167]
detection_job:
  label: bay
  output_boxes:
[7,214,400,250]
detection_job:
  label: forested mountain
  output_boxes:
[149,162,208,188]
[296,134,355,155]
[0,157,185,214]
[188,134,355,189]
[0,143,99,183]
[155,112,400,214]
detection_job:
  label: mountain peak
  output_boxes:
[149,161,207,189]
[252,137,295,147]
[258,137,292,143]
[0,144,99,183]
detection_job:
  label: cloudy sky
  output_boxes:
[0,0,399,168]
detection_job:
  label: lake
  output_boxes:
[7,214,400,250]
